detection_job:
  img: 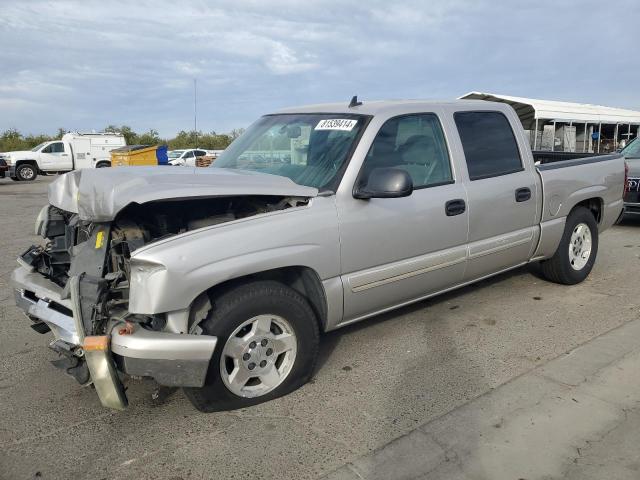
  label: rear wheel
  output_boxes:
[15,164,37,181]
[184,280,319,412]
[540,206,599,285]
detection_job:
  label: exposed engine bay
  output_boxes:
[21,195,309,339]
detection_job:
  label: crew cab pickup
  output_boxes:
[4,132,126,181]
[11,100,625,411]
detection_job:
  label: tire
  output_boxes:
[15,163,37,181]
[184,280,319,412]
[540,206,599,285]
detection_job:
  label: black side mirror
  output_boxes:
[354,167,413,199]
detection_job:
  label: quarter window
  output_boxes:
[361,114,453,188]
[454,111,523,180]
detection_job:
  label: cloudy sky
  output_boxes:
[1,0,638,136]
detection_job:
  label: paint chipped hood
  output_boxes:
[48,167,319,221]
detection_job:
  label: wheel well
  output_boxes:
[207,267,328,331]
[15,160,40,174]
[16,159,38,168]
[573,198,603,224]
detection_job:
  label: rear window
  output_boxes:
[454,111,523,180]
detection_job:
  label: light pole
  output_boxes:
[194,78,198,148]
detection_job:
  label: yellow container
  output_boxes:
[110,145,158,167]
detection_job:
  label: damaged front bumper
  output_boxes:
[11,265,217,410]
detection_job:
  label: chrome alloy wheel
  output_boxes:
[568,222,592,271]
[20,165,36,180]
[220,314,297,398]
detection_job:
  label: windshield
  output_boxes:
[621,138,640,158]
[168,150,185,159]
[213,113,368,189]
[31,142,48,152]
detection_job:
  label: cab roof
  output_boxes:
[276,99,508,117]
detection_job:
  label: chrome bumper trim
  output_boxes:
[111,324,217,387]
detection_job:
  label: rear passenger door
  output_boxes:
[452,110,538,281]
[338,112,469,322]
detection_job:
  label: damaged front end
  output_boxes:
[12,192,310,410]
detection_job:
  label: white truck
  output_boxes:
[168,149,225,166]
[4,132,126,181]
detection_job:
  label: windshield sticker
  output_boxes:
[315,119,358,131]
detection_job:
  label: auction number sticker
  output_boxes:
[315,119,358,131]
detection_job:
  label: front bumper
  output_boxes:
[11,265,217,410]
[623,202,640,216]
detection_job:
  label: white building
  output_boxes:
[460,92,640,153]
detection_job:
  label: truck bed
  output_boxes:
[535,152,625,225]
[533,150,612,165]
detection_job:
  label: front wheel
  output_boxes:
[540,206,599,285]
[184,280,319,412]
[15,164,37,181]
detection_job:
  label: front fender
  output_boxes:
[127,196,341,315]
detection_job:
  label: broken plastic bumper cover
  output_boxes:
[11,265,218,410]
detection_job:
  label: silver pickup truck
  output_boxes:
[11,100,626,412]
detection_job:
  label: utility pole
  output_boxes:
[194,78,198,147]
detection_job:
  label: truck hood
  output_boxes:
[6,150,35,162]
[48,167,319,221]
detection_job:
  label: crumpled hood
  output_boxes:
[48,167,318,221]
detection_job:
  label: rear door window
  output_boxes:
[454,111,523,180]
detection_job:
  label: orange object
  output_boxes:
[83,335,110,352]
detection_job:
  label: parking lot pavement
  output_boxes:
[1,176,639,480]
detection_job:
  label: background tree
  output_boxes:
[1,125,242,153]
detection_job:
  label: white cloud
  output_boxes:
[1,0,639,136]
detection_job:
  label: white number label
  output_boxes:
[315,119,358,131]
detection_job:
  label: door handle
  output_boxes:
[445,199,466,216]
[515,187,531,202]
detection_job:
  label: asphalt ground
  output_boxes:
[1,175,639,480]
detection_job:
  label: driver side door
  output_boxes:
[337,112,469,323]
[39,142,72,171]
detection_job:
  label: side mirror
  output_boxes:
[354,167,413,199]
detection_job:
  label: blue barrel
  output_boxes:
[156,145,169,165]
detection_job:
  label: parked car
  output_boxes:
[3,132,126,181]
[167,148,208,166]
[11,99,625,412]
[620,138,640,216]
[0,157,8,178]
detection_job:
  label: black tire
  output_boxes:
[15,163,37,181]
[540,206,599,285]
[184,280,319,412]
